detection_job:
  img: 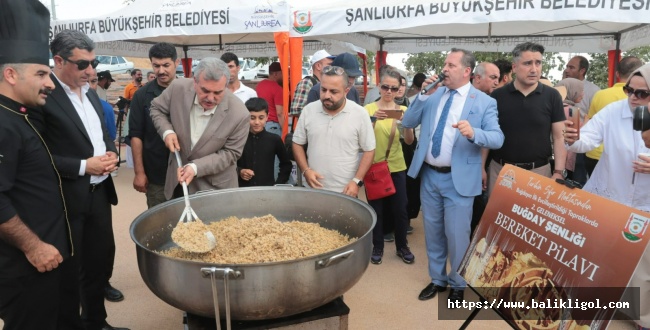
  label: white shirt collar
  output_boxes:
[52,73,90,94]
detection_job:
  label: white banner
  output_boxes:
[50,0,290,43]
[291,0,650,37]
[620,25,650,51]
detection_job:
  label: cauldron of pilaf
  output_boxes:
[160,214,355,263]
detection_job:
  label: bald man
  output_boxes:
[472,62,500,95]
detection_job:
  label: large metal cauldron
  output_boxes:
[130,187,376,320]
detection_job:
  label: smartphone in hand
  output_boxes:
[381,109,404,119]
[569,107,580,140]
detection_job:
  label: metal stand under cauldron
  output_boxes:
[183,296,349,330]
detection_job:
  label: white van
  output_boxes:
[238,58,258,80]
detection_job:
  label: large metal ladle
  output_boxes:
[172,149,216,253]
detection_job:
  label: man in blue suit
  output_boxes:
[402,48,504,305]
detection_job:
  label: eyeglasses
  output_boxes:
[323,66,345,75]
[380,84,400,93]
[623,85,650,99]
[62,56,100,71]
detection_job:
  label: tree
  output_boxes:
[586,46,650,89]
[361,51,375,75]
[584,53,609,89]
[403,51,565,83]
[404,52,446,75]
[250,57,278,66]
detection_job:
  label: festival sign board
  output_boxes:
[459,165,650,329]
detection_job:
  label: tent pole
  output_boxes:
[376,38,386,85]
[182,46,190,78]
[608,34,621,87]
[219,34,223,50]
[615,33,621,71]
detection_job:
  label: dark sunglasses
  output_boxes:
[380,84,400,93]
[62,56,100,71]
[623,85,650,99]
[322,65,345,75]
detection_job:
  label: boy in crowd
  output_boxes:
[237,98,292,187]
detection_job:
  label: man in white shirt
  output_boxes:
[220,52,257,103]
[292,66,376,196]
[42,29,125,330]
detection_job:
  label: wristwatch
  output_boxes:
[352,178,364,187]
[553,169,567,178]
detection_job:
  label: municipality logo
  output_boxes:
[293,11,313,34]
[623,213,650,242]
[498,169,516,190]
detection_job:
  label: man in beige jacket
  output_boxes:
[150,57,250,199]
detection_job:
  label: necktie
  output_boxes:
[431,89,457,158]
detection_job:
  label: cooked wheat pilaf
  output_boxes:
[171,220,214,253]
[161,214,355,263]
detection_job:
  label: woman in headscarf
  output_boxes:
[555,77,584,180]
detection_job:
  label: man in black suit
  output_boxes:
[40,29,128,330]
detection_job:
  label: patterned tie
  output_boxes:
[431,89,457,158]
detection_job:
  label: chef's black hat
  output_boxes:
[0,0,50,66]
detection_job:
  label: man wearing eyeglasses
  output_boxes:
[565,63,650,330]
[306,53,364,105]
[40,29,128,330]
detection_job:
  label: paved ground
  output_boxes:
[0,147,642,329]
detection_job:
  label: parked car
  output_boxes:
[355,76,370,85]
[175,61,200,78]
[257,64,308,80]
[238,58,257,81]
[256,64,269,78]
[96,55,134,74]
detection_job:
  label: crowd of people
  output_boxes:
[2,0,650,329]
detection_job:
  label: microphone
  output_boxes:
[420,73,446,95]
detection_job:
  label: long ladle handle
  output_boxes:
[174,150,192,223]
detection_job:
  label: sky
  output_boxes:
[40,0,125,20]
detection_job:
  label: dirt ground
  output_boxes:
[126,57,151,70]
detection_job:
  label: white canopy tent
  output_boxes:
[50,0,365,58]
[289,0,649,53]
